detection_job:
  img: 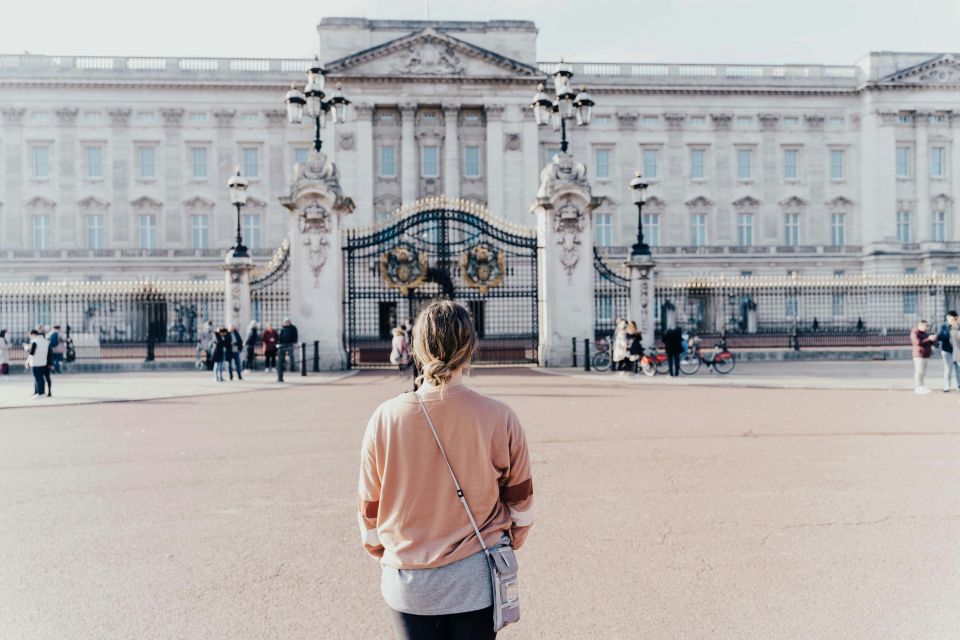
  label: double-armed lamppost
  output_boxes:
[284,56,351,152]
[227,169,249,258]
[629,171,650,257]
[530,61,595,153]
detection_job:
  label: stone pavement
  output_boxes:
[1,368,959,639]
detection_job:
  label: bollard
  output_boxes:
[301,342,307,376]
[584,338,591,372]
[571,337,578,368]
[277,349,284,382]
[145,337,155,362]
[313,341,320,372]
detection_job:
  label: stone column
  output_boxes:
[757,113,780,242]
[214,109,237,247]
[264,109,288,251]
[354,105,375,226]
[710,113,733,244]
[1,109,26,248]
[161,108,185,246]
[107,108,132,245]
[400,104,417,204]
[531,152,603,366]
[916,114,931,241]
[279,150,355,369]
[55,108,78,248]
[223,250,254,330]
[443,104,460,199]
[486,105,505,213]
[625,254,656,350]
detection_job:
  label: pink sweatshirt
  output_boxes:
[358,378,534,569]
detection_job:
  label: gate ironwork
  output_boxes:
[344,198,539,368]
[250,237,291,331]
[593,247,630,339]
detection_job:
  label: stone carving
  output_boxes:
[263,109,287,126]
[380,243,428,295]
[917,67,960,83]
[160,108,184,125]
[1,108,26,125]
[77,196,109,212]
[460,243,506,294]
[393,40,463,76]
[107,108,131,126]
[554,200,586,278]
[779,196,808,210]
[25,196,56,211]
[55,108,78,124]
[826,196,855,210]
[182,196,215,210]
[732,196,761,211]
[504,133,521,151]
[213,109,236,126]
[711,113,733,130]
[804,114,825,129]
[664,113,686,130]
[299,201,332,286]
[616,112,638,130]
[338,132,355,151]
[757,113,780,129]
[536,152,589,199]
[295,150,342,196]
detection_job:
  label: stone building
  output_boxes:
[1,17,959,281]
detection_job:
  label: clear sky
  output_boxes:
[2,0,957,64]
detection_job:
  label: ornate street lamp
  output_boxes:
[285,55,351,152]
[629,171,650,257]
[531,61,595,153]
[227,169,249,258]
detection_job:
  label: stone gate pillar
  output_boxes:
[279,151,355,370]
[625,254,656,350]
[223,250,254,331]
[531,152,603,366]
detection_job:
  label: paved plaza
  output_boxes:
[2,367,959,639]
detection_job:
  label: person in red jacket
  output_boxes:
[910,319,938,394]
[261,323,279,373]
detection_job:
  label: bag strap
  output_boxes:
[415,392,488,552]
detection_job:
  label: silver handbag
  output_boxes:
[416,393,521,632]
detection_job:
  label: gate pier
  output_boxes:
[279,151,355,370]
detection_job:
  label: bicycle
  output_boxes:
[680,336,736,375]
[591,336,612,372]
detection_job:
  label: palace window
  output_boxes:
[138,214,157,249]
[138,146,156,178]
[33,215,51,249]
[32,145,49,179]
[830,150,845,180]
[640,115,658,126]
[931,147,946,177]
[642,149,657,179]
[896,146,911,177]
[737,214,754,246]
[896,114,912,124]
[737,149,752,179]
[785,294,798,317]
[188,112,208,122]
[643,214,660,246]
[191,147,208,179]
[86,215,104,250]
[690,213,707,246]
[595,212,612,247]
[831,213,846,247]
[243,214,261,249]
[785,214,801,246]
[242,147,259,178]
[688,116,706,126]
[783,117,800,127]
[736,116,753,126]
[380,146,397,178]
[784,149,799,179]
[595,148,610,180]
[896,211,911,243]
[932,210,946,242]
[191,215,209,249]
[832,292,845,318]
[294,147,309,165]
[464,145,482,178]
[903,291,918,315]
[421,145,439,178]
[829,117,844,128]
[690,149,705,179]
[85,146,103,179]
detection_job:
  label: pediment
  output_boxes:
[685,195,713,209]
[825,196,855,209]
[325,28,541,80]
[25,195,56,210]
[131,196,162,209]
[644,195,666,210]
[183,196,215,209]
[879,54,960,85]
[732,195,761,210]
[779,196,808,209]
[245,196,267,209]
[78,196,109,211]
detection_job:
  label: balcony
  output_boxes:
[0,247,276,260]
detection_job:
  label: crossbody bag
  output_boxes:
[415,393,521,632]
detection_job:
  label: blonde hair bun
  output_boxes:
[412,299,478,388]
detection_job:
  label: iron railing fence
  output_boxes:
[0,280,224,362]
[250,237,291,333]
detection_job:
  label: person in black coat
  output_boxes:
[227,324,243,380]
[212,327,228,382]
[663,326,684,377]
[626,321,644,374]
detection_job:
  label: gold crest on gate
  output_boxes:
[460,243,506,295]
[380,244,428,295]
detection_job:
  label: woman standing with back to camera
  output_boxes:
[358,299,534,639]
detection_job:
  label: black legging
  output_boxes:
[667,353,681,377]
[390,607,495,640]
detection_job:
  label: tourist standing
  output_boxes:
[48,325,65,373]
[612,319,629,374]
[358,300,533,639]
[245,320,259,371]
[227,324,243,380]
[626,321,643,375]
[197,320,214,370]
[910,319,937,394]
[212,327,227,382]
[936,311,959,392]
[663,325,684,377]
[0,329,10,376]
[389,326,410,372]
[262,323,279,372]
[278,318,298,373]
[25,330,50,397]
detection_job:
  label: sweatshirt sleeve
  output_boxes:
[500,412,534,549]
[357,408,385,559]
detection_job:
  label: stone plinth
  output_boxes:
[624,252,656,349]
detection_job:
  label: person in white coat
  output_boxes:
[25,330,50,397]
[0,329,10,376]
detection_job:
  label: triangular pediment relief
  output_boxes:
[879,53,960,85]
[131,196,162,209]
[183,196,215,209]
[645,195,666,210]
[732,195,761,210]
[685,195,713,210]
[245,196,267,209]
[779,196,808,209]
[326,28,541,80]
[825,196,855,209]
[931,193,953,208]
[25,195,56,209]
[77,196,109,210]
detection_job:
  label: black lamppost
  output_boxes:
[629,171,650,257]
[284,56,351,152]
[227,169,249,258]
[530,61,595,153]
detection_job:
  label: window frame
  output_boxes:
[137,145,157,180]
[783,148,800,181]
[86,214,105,250]
[84,145,104,180]
[463,145,482,179]
[241,146,260,179]
[379,145,397,179]
[690,148,706,180]
[421,145,440,178]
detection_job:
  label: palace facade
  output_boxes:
[1,17,959,281]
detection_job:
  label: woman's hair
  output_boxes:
[627,321,638,333]
[412,299,478,387]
